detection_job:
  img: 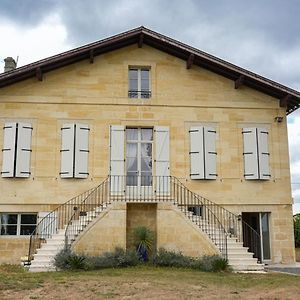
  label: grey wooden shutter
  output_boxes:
[110,125,125,194]
[60,124,75,178]
[1,122,17,177]
[15,122,33,178]
[155,126,170,194]
[189,126,205,179]
[74,123,89,179]
[204,127,217,180]
[242,127,259,179]
[257,128,270,180]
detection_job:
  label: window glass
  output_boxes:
[128,67,150,99]
[141,129,153,141]
[0,213,37,235]
[20,225,36,235]
[1,225,17,235]
[21,214,37,224]
[126,128,138,141]
[1,214,17,224]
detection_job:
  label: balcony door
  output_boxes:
[126,128,153,197]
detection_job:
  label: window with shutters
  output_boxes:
[242,127,270,180]
[128,67,151,99]
[109,125,170,195]
[1,122,33,178]
[0,213,37,235]
[60,123,90,178]
[189,126,217,180]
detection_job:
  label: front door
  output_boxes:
[126,128,153,197]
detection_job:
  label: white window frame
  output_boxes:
[128,67,151,99]
[0,213,37,236]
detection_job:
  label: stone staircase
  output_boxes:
[29,204,109,272]
[186,210,264,272]
[27,176,264,273]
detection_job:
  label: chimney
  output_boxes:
[4,57,17,72]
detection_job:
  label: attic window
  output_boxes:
[128,67,151,99]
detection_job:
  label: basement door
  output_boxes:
[126,128,153,197]
[242,212,271,262]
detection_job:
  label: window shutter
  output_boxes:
[242,128,259,179]
[1,122,17,177]
[110,125,125,194]
[60,124,75,178]
[38,212,57,238]
[189,126,205,179]
[204,127,217,180]
[74,124,89,179]
[155,126,170,194]
[257,128,270,180]
[15,123,33,178]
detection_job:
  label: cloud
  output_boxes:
[0,14,71,69]
[0,0,300,213]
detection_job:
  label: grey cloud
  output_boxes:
[0,0,59,26]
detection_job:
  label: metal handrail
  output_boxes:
[27,181,105,263]
[171,176,261,261]
[64,177,110,248]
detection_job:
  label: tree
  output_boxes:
[294,214,300,248]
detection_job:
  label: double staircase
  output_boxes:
[27,176,264,272]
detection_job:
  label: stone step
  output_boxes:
[40,243,64,251]
[228,257,259,265]
[34,253,57,260]
[35,249,59,256]
[231,264,265,271]
[227,247,250,253]
[228,254,254,260]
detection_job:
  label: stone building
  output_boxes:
[0,27,299,271]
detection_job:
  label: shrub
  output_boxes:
[54,248,73,270]
[152,249,229,272]
[54,247,140,270]
[152,248,193,268]
[294,214,300,248]
[54,247,229,272]
[88,247,141,269]
[67,254,86,270]
[192,255,229,272]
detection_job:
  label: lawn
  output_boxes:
[296,248,300,262]
[0,265,299,300]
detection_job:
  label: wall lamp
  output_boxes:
[274,116,283,123]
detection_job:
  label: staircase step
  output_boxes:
[231,264,265,271]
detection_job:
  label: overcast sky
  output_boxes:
[0,0,299,213]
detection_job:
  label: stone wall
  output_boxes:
[0,237,29,264]
[126,203,157,251]
[72,202,218,258]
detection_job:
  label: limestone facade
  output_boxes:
[0,44,295,264]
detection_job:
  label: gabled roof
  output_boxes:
[0,26,299,115]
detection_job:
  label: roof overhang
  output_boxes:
[0,26,299,115]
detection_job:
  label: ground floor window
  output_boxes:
[0,213,37,235]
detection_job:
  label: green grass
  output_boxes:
[296,248,300,262]
[0,265,299,299]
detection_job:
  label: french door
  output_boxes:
[126,128,153,196]
[242,212,271,262]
